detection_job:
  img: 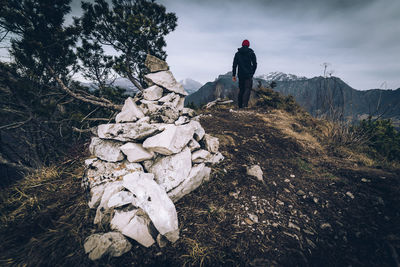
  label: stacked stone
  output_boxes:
[83,55,224,261]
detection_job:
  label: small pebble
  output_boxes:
[288,222,300,231]
[290,174,295,178]
[248,213,259,223]
[296,190,306,196]
[320,223,332,230]
[284,179,290,183]
[346,192,355,199]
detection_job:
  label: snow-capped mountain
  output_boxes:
[179,78,203,95]
[257,72,307,82]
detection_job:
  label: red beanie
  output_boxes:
[242,39,250,47]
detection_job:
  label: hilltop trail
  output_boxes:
[1,107,399,266]
[186,107,399,266]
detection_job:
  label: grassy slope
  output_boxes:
[0,104,399,266]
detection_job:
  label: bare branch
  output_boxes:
[0,30,9,43]
[0,116,32,130]
[85,118,113,121]
[72,126,97,133]
[0,153,35,173]
[47,66,122,111]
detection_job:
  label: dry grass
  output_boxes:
[0,160,93,267]
[258,109,324,154]
[180,238,216,267]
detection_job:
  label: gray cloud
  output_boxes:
[156,0,400,89]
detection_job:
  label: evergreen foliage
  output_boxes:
[357,117,400,161]
[0,0,177,177]
[0,0,80,82]
[80,0,177,88]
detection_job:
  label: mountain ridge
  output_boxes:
[185,72,400,122]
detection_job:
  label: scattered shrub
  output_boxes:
[356,117,400,161]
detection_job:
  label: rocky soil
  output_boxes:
[1,106,399,266]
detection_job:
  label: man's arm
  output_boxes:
[251,52,257,75]
[232,53,238,77]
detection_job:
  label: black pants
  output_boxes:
[238,77,253,108]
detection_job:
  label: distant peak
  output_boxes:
[257,72,308,82]
[179,78,203,94]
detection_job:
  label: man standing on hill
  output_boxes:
[232,39,257,108]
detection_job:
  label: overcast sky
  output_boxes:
[2,0,399,90]
[154,0,400,90]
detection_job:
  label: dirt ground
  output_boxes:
[1,107,399,266]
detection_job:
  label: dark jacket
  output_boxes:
[232,46,257,79]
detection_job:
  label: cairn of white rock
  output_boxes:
[82,55,224,261]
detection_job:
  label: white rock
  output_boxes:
[140,99,159,105]
[141,100,162,115]
[164,229,180,243]
[171,94,181,108]
[108,191,135,208]
[145,54,169,72]
[88,184,107,209]
[203,134,219,153]
[188,120,205,141]
[248,213,259,223]
[120,143,154,162]
[110,209,137,231]
[111,209,155,247]
[84,158,97,167]
[246,165,264,182]
[143,85,163,101]
[121,213,155,247]
[168,163,211,203]
[115,97,145,123]
[94,181,124,225]
[98,122,163,142]
[84,232,132,261]
[139,103,149,115]
[187,139,201,152]
[158,92,176,103]
[154,103,179,123]
[145,71,188,96]
[148,147,192,192]
[89,137,124,162]
[143,124,194,155]
[123,172,179,242]
[207,152,224,165]
[136,116,150,124]
[85,159,143,188]
[157,234,168,248]
[175,116,190,126]
[142,159,155,172]
[176,97,185,111]
[192,149,211,163]
[182,108,196,118]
